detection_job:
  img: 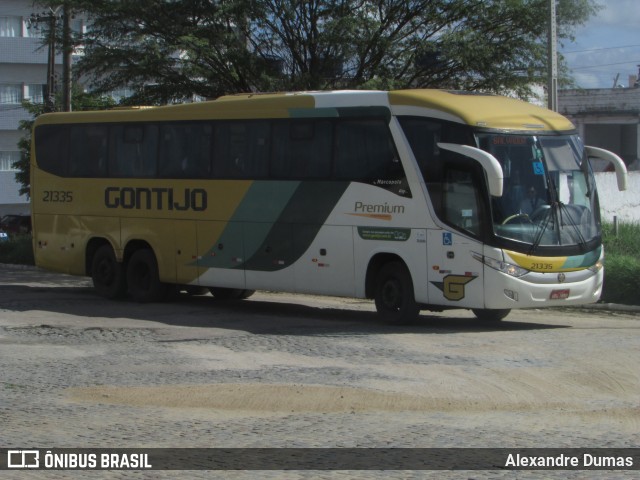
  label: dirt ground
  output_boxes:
[1,264,639,478]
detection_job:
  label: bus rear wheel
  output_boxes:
[209,288,255,300]
[374,261,419,324]
[182,286,209,296]
[126,249,168,302]
[472,308,511,322]
[91,244,126,299]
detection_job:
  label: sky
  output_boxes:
[560,0,640,89]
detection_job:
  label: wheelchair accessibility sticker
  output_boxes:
[532,162,545,175]
[442,232,452,246]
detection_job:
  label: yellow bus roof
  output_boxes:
[388,89,575,132]
[34,92,315,125]
[34,89,574,132]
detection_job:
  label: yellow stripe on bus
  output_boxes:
[505,250,582,273]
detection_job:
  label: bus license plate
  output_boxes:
[550,289,570,300]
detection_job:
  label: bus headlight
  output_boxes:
[472,252,529,278]
[588,259,604,273]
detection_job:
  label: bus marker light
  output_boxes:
[550,289,570,300]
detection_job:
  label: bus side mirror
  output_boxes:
[585,146,628,191]
[437,143,504,197]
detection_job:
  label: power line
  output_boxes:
[563,44,640,54]
[570,60,640,71]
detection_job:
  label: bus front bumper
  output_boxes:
[483,267,604,310]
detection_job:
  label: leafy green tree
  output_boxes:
[38,0,599,104]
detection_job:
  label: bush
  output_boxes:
[602,222,640,257]
[601,254,640,305]
[601,222,640,306]
[0,235,34,265]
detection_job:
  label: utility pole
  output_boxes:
[45,9,58,112]
[547,0,558,112]
[62,1,72,112]
[29,3,72,112]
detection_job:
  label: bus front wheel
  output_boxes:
[472,308,511,321]
[374,262,419,324]
[126,249,168,302]
[209,288,255,300]
[91,244,126,299]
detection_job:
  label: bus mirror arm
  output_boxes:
[437,143,504,197]
[584,146,628,191]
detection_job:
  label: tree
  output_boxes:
[52,0,598,104]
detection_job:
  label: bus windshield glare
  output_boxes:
[477,133,600,250]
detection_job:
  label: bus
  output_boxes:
[30,89,628,323]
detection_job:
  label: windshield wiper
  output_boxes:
[529,189,588,254]
[529,206,552,254]
[529,168,559,254]
[558,202,588,251]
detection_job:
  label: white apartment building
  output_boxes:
[0,0,66,215]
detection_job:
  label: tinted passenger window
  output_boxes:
[271,120,332,178]
[335,119,408,196]
[34,125,69,176]
[213,122,269,178]
[159,123,212,178]
[109,124,158,177]
[69,125,108,177]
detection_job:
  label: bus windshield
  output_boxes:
[477,133,600,250]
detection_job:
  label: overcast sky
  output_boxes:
[559,0,640,88]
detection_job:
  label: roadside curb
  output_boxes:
[570,302,640,314]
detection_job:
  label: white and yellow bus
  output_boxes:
[30,90,628,322]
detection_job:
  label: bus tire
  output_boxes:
[374,261,419,324]
[126,249,168,302]
[91,244,126,299]
[183,286,209,296]
[472,308,511,322]
[209,288,255,300]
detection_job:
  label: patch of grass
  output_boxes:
[602,222,640,257]
[602,222,640,305]
[0,235,34,265]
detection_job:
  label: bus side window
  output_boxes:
[69,125,108,177]
[34,124,69,176]
[213,121,269,178]
[159,123,212,178]
[271,120,332,179]
[109,124,158,178]
[442,164,483,237]
[399,116,476,220]
[334,119,407,195]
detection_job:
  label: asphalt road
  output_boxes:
[1,264,639,479]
